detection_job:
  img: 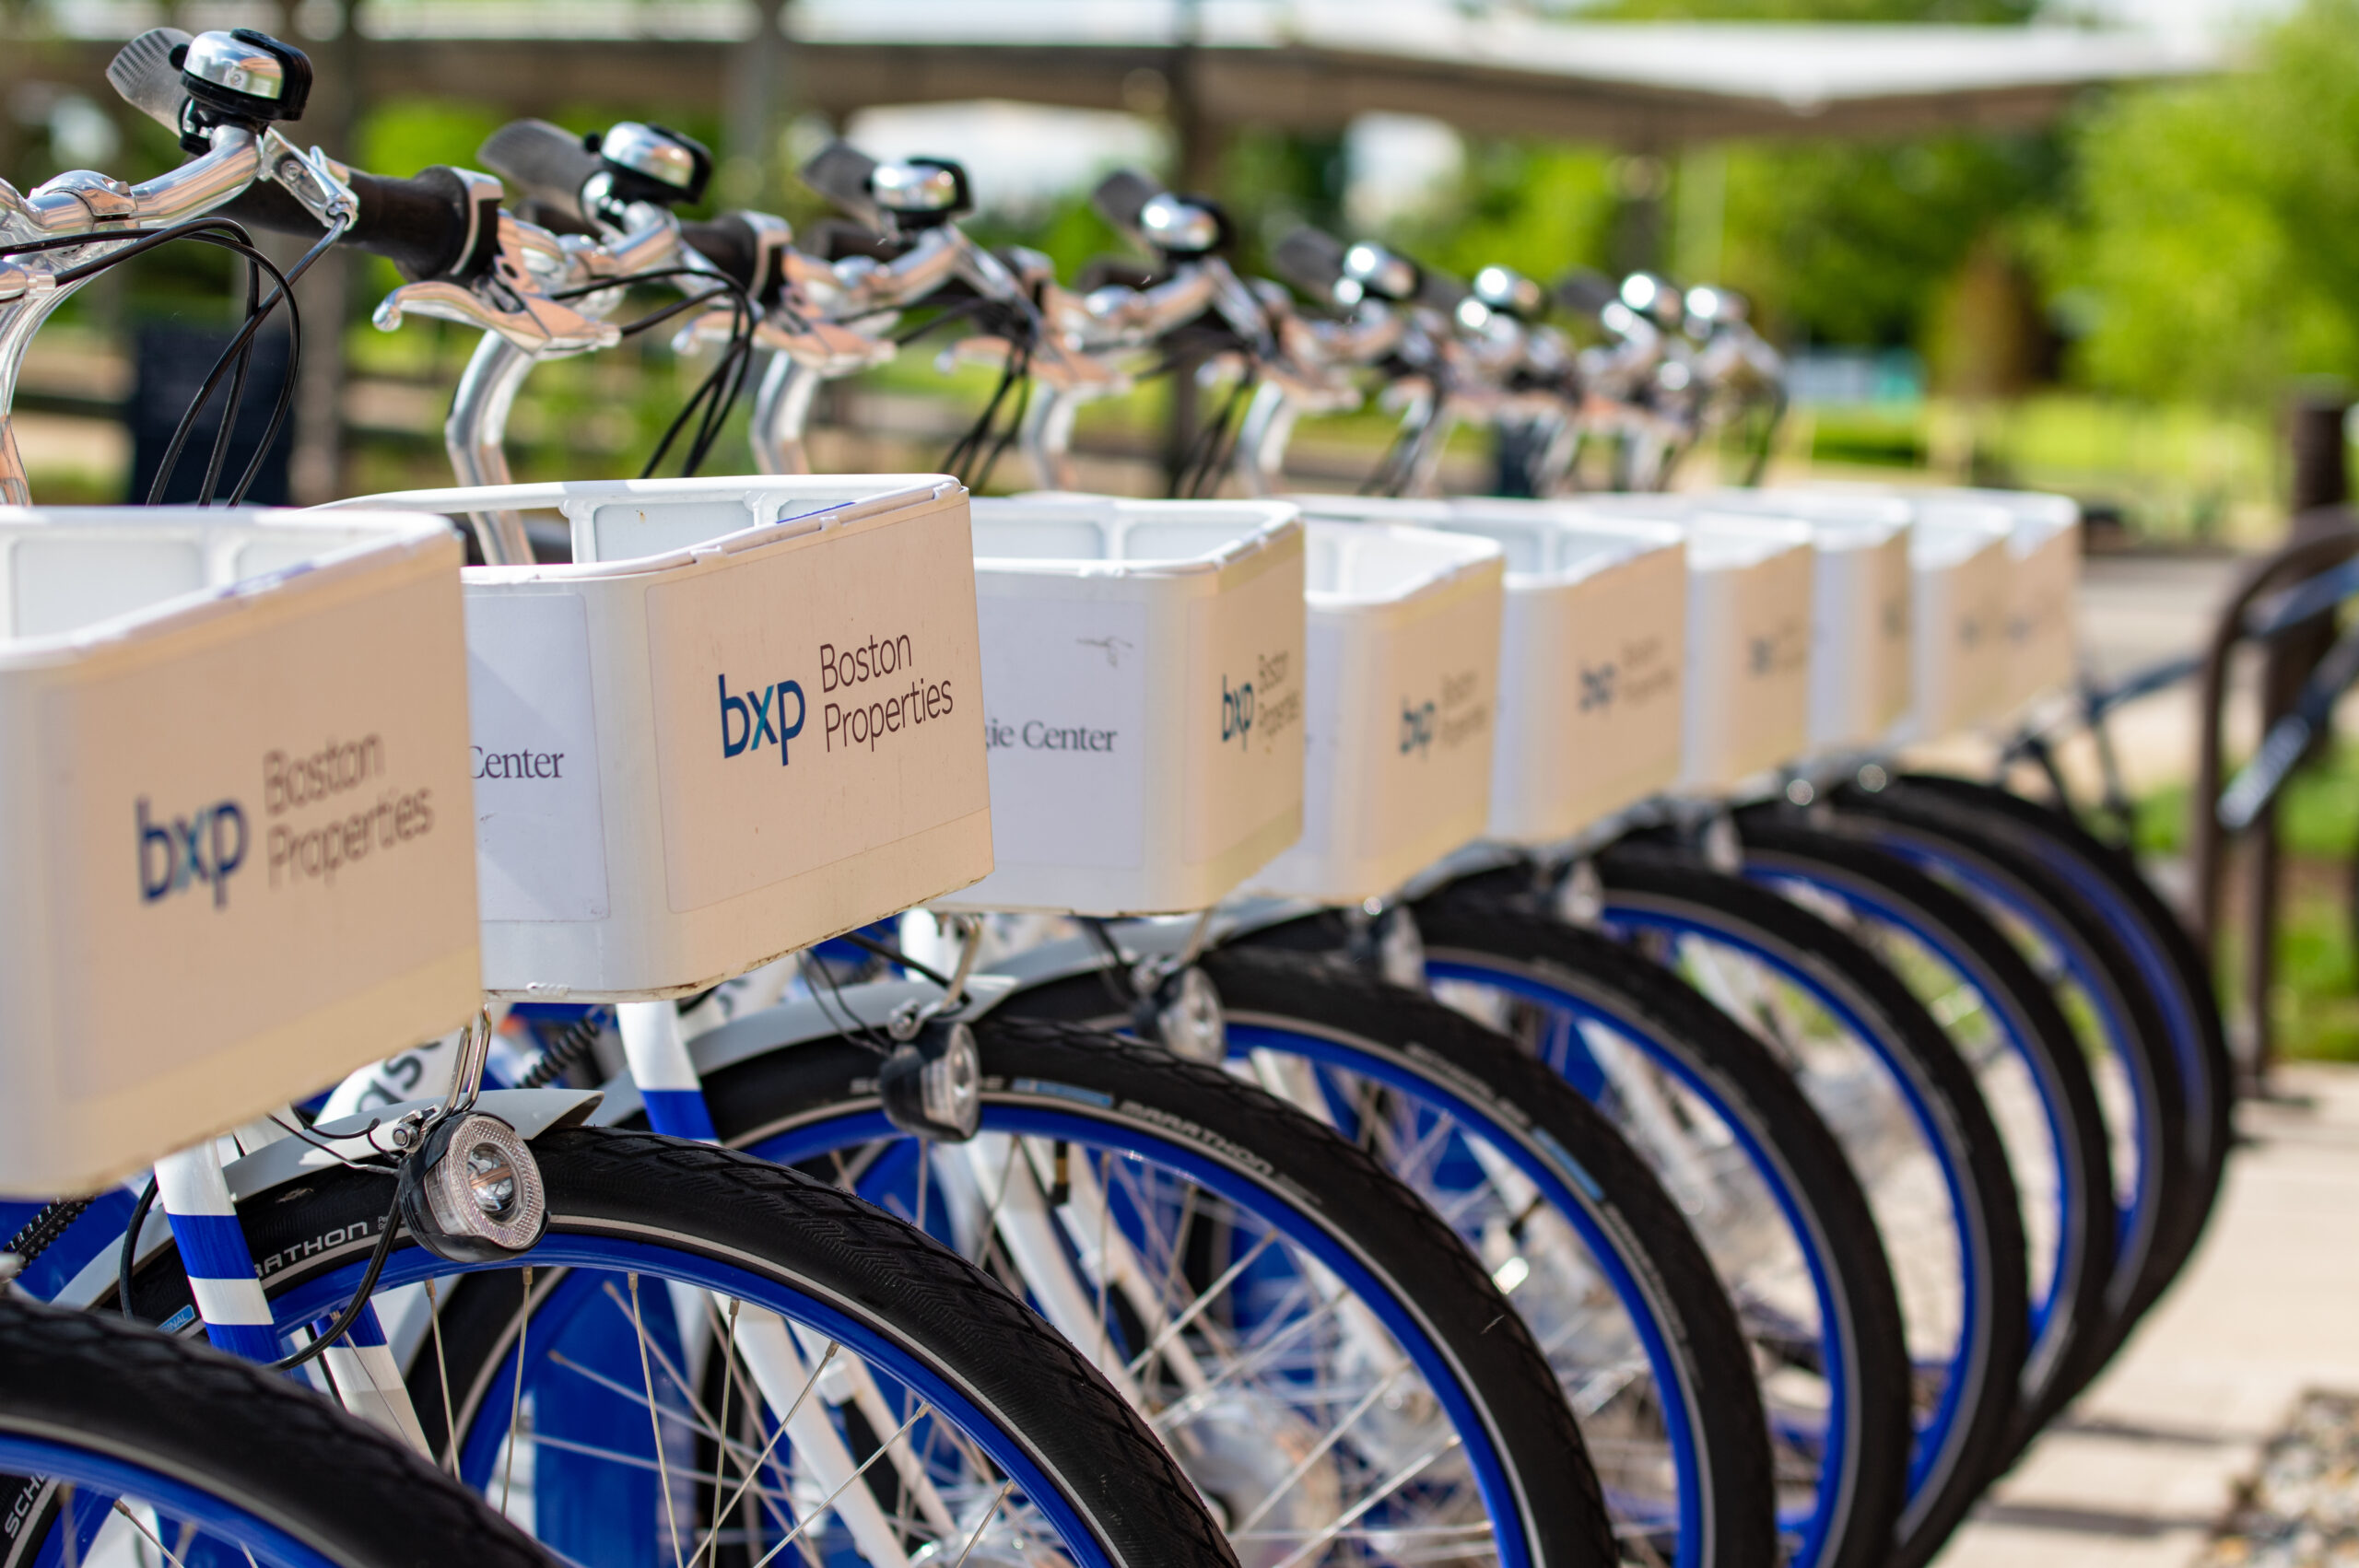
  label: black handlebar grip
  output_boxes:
[216,177,320,236]
[809,216,902,263]
[681,215,764,295]
[800,140,880,216]
[1416,266,1468,313]
[107,28,194,130]
[343,168,481,280]
[479,119,603,223]
[1271,227,1347,296]
[214,166,477,279]
[1554,267,1620,318]
[1091,170,1164,232]
[1074,254,1163,294]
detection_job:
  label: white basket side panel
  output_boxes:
[1808,532,1916,750]
[1806,549,1864,747]
[1914,545,2014,736]
[1241,618,1352,899]
[643,499,989,914]
[464,589,611,922]
[1496,546,1686,838]
[1353,574,1499,879]
[1182,531,1307,871]
[18,546,479,1185]
[975,590,1151,873]
[1866,532,1917,737]
[1684,552,1811,788]
[2008,522,2081,707]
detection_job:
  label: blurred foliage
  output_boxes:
[1717,135,2060,360]
[1386,144,1618,292]
[2133,745,2359,1061]
[2039,0,2359,405]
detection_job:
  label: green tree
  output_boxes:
[1386,143,1619,292]
[2045,0,2359,404]
[1718,133,2058,354]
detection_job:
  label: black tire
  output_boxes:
[1821,778,2201,1332]
[1890,774,2234,1281]
[0,1294,554,1568]
[1003,944,1779,1568]
[102,1127,1241,1568]
[687,1015,1620,1568]
[1731,807,2118,1450]
[1590,845,2027,1568]
[1395,884,1915,1568]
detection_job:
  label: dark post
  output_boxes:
[288,0,360,505]
[1160,0,1219,495]
[2241,388,2353,1091]
[724,0,787,206]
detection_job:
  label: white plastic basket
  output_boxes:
[1678,516,1815,786]
[0,507,480,1196]
[1567,500,1814,789]
[1906,505,2017,738]
[933,496,1306,916]
[1896,487,2081,711]
[1299,496,1687,844]
[331,476,992,998]
[1584,490,1914,753]
[1243,520,1505,903]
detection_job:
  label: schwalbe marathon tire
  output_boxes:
[1002,944,1779,1568]
[1399,884,1916,1568]
[1731,810,2118,1448]
[1820,780,2201,1332]
[101,1127,1242,1568]
[1886,774,2234,1283]
[1590,846,2028,1568]
[687,1014,1622,1568]
[0,1294,554,1568]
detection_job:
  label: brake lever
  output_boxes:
[672,305,897,377]
[372,212,619,356]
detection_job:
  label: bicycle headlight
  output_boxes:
[879,1021,981,1142]
[397,1112,547,1263]
[1151,965,1228,1065]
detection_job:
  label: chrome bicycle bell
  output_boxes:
[869,158,971,228]
[1136,193,1227,258]
[586,122,711,212]
[166,29,311,151]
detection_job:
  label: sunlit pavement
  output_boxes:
[1936,1062,2359,1566]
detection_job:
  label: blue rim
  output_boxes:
[254,1235,1125,1568]
[1597,898,1985,1512]
[1426,954,1853,1568]
[1218,1015,1708,1568]
[0,1433,343,1567]
[1866,837,2166,1280]
[2040,857,2217,1135]
[744,1103,1540,1568]
[1743,864,2088,1361]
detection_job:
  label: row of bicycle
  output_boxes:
[0,24,2229,1568]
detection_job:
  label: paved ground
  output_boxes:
[1937,1063,2359,1566]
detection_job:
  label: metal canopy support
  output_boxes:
[12,18,2218,151]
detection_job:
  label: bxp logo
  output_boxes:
[719,674,806,766]
[1221,674,1255,749]
[1579,661,1618,713]
[1400,698,1435,756]
[137,797,247,909]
